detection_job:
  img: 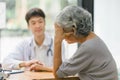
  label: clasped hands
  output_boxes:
[19,60,44,72]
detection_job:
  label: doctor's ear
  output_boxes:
[28,25,30,30]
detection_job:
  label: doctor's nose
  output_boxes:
[35,23,41,28]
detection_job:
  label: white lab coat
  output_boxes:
[2,33,65,70]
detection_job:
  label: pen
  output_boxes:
[3,70,12,72]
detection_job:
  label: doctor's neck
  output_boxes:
[34,34,45,46]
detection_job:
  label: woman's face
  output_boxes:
[64,32,77,44]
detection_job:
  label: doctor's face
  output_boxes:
[28,16,45,37]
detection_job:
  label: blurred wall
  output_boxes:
[94,0,120,69]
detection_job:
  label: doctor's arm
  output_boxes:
[2,41,31,70]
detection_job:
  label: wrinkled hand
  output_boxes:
[24,60,43,67]
[28,63,44,71]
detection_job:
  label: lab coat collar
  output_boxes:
[30,33,51,48]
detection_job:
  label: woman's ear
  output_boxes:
[72,23,77,36]
[72,27,76,36]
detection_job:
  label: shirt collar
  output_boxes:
[33,33,51,48]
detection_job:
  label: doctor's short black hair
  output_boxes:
[25,8,45,24]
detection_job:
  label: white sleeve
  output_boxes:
[2,41,25,70]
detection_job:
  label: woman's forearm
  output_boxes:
[53,23,64,77]
[53,38,62,77]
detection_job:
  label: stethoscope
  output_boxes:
[29,38,53,60]
[46,38,53,56]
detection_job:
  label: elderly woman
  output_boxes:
[53,6,118,80]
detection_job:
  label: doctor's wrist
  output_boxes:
[19,62,26,68]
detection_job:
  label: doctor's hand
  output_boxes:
[28,63,44,71]
[19,60,43,68]
[28,63,53,72]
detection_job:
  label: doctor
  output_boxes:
[3,8,64,72]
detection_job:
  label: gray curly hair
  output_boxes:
[55,5,92,37]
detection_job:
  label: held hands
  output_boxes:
[24,60,43,67]
[19,60,44,71]
[22,60,52,72]
[28,63,44,71]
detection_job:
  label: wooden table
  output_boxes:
[7,71,79,80]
